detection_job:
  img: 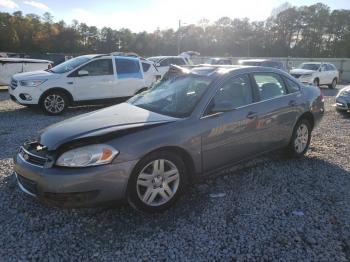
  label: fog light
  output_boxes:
[19,94,32,101]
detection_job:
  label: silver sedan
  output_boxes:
[14,65,324,212]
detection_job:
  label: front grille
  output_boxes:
[17,174,38,195]
[291,74,302,79]
[10,79,18,90]
[19,146,48,167]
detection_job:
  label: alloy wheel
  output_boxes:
[44,94,65,114]
[294,123,309,153]
[136,159,180,207]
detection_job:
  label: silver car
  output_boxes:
[336,85,350,113]
[14,65,324,212]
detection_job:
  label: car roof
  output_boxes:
[172,64,287,78]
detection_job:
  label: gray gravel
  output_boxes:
[0,87,349,261]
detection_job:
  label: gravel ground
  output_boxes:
[0,87,349,261]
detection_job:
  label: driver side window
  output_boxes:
[208,74,253,114]
[76,59,113,76]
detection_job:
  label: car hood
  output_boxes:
[39,103,179,150]
[290,69,315,75]
[337,85,350,96]
[13,70,60,81]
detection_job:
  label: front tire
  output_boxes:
[127,151,187,213]
[328,78,337,89]
[286,119,312,157]
[40,91,68,115]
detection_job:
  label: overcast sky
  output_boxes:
[0,0,349,32]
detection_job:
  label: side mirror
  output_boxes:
[211,100,234,113]
[154,63,160,67]
[78,70,89,76]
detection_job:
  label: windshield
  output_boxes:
[128,75,212,118]
[298,63,320,71]
[50,56,93,74]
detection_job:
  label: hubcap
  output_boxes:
[44,94,65,113]
[294,124,309,153]
[136,159,180,206]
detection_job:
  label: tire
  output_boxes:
[328,78,337,89]
[286,119,312,157]
[40,91,68,115]
[313,78,319,87]
[127,151,187,213]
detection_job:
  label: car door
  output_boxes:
[319,64,329,85]
[68,58,115,101]
[200,74,261,172]
[114,57,145,97]
[325,64,337,84]
[249,72,302,151]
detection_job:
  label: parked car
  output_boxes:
[239,59,287,71]
[290,62,339,89]
[147,56,190,77]
[9,54,159,115]
[335,85,350,113]
[205,58,232,65]
[0,57,52,86]
[13,65,324,212]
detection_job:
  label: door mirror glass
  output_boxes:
[78,70,89,76]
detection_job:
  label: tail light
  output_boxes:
[319,87,324,102]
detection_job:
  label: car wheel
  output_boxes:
[286,119,312,157]
[40,92,68,115]
[127,151,187,213]
[328,78,337,89]
[313,78,319,87]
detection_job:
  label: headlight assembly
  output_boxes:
[20,79,47,87]
[300,74,312,78]
[56,144,119,167]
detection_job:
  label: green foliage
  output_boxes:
[0,3,349,57]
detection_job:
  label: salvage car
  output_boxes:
[290,62,339,89]
[335,85,350,113]
[9,54,159,115]
[14,65,324,212]
[239,59,287,72]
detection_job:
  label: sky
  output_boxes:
[0,0,349,32]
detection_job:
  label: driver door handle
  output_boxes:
[289,100,297,106]
[247,111,258,119]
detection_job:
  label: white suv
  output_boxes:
[9,54,159,115]
[290,62,339,89]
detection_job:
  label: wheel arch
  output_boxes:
[297,111,315,130]
[140,146,196,183]
[39,87,74,105]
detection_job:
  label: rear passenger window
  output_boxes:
[115,58,142,79]
[142,62,151,72]
[253,73,286,100]
[284,77,300,93]
[78,59,113,76]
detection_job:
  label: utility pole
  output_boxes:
[177,19,181,54]
[117,38,122,51]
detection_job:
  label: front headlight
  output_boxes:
[20,79,47,87]
[56,144,119,167]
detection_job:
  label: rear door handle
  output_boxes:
[67,81,74,85]
[247,111,258,119]
[289,100,297,106]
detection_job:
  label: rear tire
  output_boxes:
[127,151,187,213]
[286,119,312,157]
[40,91,68,115]
[328,78,337,89]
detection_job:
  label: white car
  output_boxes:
[0,57,52,86]
[147,56,189,77]
[9,54,159,115]
[290,62,339,89]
